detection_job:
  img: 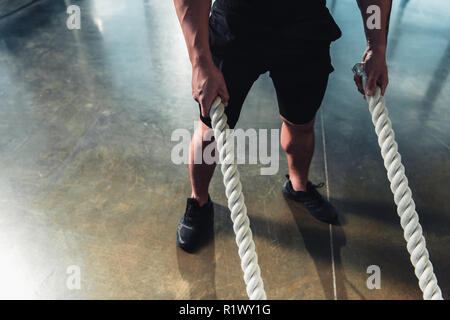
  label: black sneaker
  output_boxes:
[176,197,214,253]
[282,175,338,224]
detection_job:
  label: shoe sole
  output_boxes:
[176,235,196,254]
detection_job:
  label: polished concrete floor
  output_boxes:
[0,0,448,299]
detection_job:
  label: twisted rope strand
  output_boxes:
[366,87,443,300]
[207,64,443,300]
[210,97,267,300]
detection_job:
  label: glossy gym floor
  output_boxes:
[0,0,448,299]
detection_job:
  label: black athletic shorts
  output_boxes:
[199,4,338,129]
[199,48,333,129]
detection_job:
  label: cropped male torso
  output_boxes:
[210,0,342,57]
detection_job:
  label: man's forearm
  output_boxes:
[357,0,392,53]
[174,0,213,66]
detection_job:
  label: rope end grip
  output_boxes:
[352,62,368,95]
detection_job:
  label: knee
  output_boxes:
[282,116,315,133]
[281,117,315,153]
[193,119,215,147]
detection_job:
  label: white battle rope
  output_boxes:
[352,63,443,300]
[210,97,267,300]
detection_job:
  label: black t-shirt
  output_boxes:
[210,0,342,57]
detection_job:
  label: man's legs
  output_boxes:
[189,91,319,203]
[189,115,317,201]
[176,59,260,252]
[272,53,337,223]
[189,56,263,206]
[176,119,216,252]
[281,117,315,192]
[280,110,337,224]
[189,119,216,207]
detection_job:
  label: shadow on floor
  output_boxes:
[329,197,449,237]
[175,215,217,299]
[174,190,443,299]
[208,200,365,299]
[285,199,365,300]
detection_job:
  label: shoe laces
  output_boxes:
[308,182,326,203]
[286,175,326,207]
[185,202,200,222]
[285,175,325,192]
[311,182,325,189]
